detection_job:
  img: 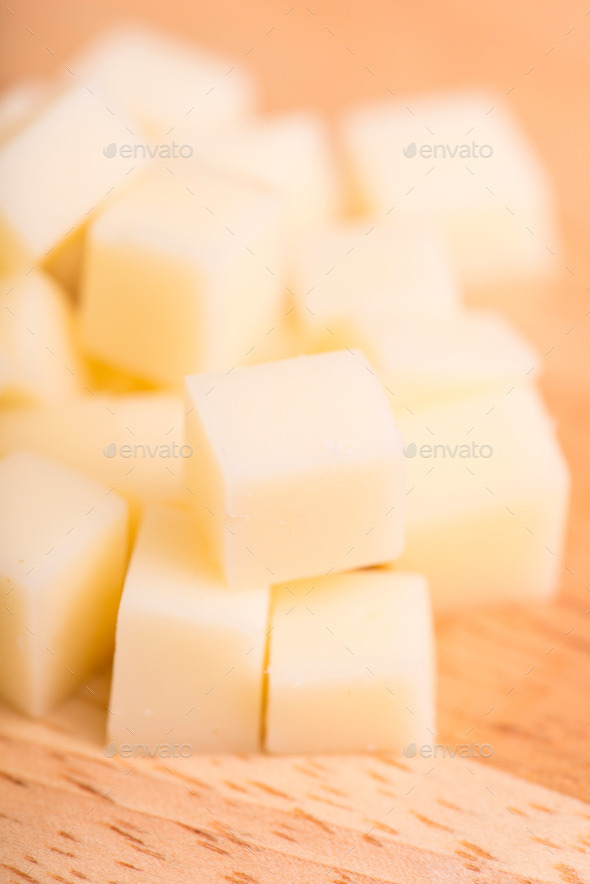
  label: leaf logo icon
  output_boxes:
[403,442,417,458]
[403,742,417,758]
[103,142,117,158]
[103,741,117,758]
[403,142,417,158]
[103,442,117,458]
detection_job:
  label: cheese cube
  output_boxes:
[80,167,286,385]
[342,91,559,286]
[392,385,569,610]
[108,504,269,753]
[0,393,187,528]
[292,220,458,349]
[0,84,145,277]
[265,570,435,754]
[71,25,254,141]
[193,112,342,232]
[185,350,405,589]
[0,450,128,717]
[0,81,46,146]
[356,309,540,408]
[0,270,83,403]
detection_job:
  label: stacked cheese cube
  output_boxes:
[0,25,569,756]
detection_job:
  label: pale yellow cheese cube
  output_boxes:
[71,25,254,141]
[0,393,187,529]
[342,91,559,286]
[80,167,286,385]
[108,504,269,753]
[185,350,405,589]
[0,270,83,403]
[0,81,46,146]
[356,309,540,408]
[0,83,145,277]
[0,450,128,717]
[392,384,569,610]
[193,111,342,232]
[265,570,435,754]
[291,220,459,349]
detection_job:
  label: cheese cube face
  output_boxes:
[185,350,405,589]
[392,385,569,610]
[0,270,83,403]
[0,84,145,277]
[292,220,458,349]
[108,504,269,753]
[80,168,286,385]
[71,25,254,141]
[0,451,128,717]
[265,570,435,754]
[194,112,342,232]
[342,92,559,286]
[0,393,187,529]
[356,310,540,408]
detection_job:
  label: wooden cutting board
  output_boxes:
[1,1,589,881]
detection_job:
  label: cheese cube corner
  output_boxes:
[185,350,405,589]
[0,450,129,717]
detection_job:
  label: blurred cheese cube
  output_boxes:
[265,570,435,754]
[292,220,458,349]
[0,84,145,277]
[0,81,46,146]
[0,270,83,403]
[392,385,569,610]
[357,309,540,408]
[0,393,187,528]
[0,450,128,717]
[185,349,405,590]
[193,112,342,232]
[109,504,269,752]
[80,167,286,385]
[342,91,559,286]
[71,25,254,141]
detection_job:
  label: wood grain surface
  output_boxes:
[1,1,589,881]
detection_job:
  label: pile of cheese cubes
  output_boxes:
[0,25,569,754]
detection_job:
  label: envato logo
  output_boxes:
[103,741,193,758]
[103,141,194,160]
[403,441,493,459]
[102,441,193,459]
[403,741,493,759]
[402,141,493,159]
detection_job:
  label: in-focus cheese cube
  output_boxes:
[265,570,435,754]
[108,504,269,752]
[342,91,559,286]
[0,84,145,277]
[80,167,286,385]
[292,220,459,349]
[356,309,540,408]
[0,393,187,529]
[392,385,569,610]
[185,350,405,589]
[71,25,254,141]
[0,450,128,717]
[194,112,342,232]
[0,270,83,403]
